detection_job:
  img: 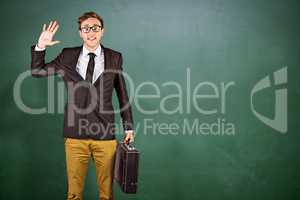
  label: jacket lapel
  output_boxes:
[101,44,110,72]
[70,45,84,81]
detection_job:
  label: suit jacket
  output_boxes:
[30,44,134,140]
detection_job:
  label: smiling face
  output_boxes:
[79,17,104,51]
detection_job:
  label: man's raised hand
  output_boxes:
[37,20,60,49]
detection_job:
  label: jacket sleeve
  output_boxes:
[30,45,64,77]
[114,53,134,131]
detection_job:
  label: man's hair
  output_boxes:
[77,11,104,30]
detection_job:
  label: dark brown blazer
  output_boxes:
[30,44,134,140]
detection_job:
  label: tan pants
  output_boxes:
[64,138,117,200]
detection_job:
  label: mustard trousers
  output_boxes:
[64,138,117,200]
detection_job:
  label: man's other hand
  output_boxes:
[123,131,135,144]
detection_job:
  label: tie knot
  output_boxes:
[88,52,96,58]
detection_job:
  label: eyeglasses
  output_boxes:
[80,25,102,33]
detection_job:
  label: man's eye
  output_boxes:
[93,26,100,31]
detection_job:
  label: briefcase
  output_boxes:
[114,142,140,193]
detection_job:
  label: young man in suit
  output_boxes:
[31,11,134,200]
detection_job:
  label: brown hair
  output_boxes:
[77,11,104,30]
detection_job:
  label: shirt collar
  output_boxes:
[82,44,102,57]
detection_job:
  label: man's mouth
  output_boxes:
[88,37,96,41]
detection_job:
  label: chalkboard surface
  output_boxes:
[0,0,299,199]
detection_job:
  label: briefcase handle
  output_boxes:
[121,141,136,151]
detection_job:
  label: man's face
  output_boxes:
[79,18,104,49]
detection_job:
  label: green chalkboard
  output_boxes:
[0,0,299,199]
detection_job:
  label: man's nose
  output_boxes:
[87,33,96,37]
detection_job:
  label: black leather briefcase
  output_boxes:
[114,142,140,193]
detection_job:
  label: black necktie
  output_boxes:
[86,52,96,83]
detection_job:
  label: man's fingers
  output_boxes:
[52,40,61,45]
[52,23,59,34]
[43,20,59,33]
[49,40,61,46]
[50,21,57,32]
[47,21,53,31]
[123,136,129,143]
[124,138,130,144]
[123,134,134,144]
[49,21,56,32]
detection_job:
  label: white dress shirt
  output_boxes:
[76,45,104,84]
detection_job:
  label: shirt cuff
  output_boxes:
[35,44,45,51]
[125,130,134,134]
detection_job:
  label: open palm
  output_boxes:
[37,21,60,49]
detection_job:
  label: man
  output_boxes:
[31,11,134,200]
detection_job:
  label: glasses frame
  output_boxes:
[80,25,103,33]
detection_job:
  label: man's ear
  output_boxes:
[78,30,82,38]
